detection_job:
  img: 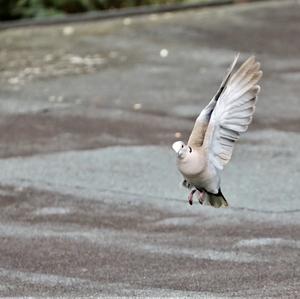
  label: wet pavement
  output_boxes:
[0,0,300,297]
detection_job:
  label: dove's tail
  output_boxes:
[206,189,228,208]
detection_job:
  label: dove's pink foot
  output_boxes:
[188,190,196,205]
[198,190,205,205]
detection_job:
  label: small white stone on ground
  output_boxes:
[160,49,169,58]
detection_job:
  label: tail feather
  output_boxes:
[206,189,228,208]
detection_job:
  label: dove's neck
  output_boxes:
[177,148,206,178]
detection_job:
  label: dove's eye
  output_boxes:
[189,146,192,153]
[181,144,184,148]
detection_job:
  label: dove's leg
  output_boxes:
[198,190,206,205]
[188,189,196,205]
[182,179,192,189]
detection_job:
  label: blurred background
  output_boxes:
[1,0,229,20]
[0,0,299,297]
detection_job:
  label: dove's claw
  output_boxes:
[188,189,196,205]
[182,179,192,189]
[198,190,205,205]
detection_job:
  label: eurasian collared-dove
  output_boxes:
[172,54,262,208]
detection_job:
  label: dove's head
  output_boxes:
[172,141,192,160]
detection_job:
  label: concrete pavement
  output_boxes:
[0,0,299,297]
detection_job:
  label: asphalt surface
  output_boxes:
[0,0,300,297]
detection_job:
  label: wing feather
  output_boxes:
[188,54,240,148]
[204,56,262,170]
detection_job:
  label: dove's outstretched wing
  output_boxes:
[203,56,262,170]
[188,54,240,148]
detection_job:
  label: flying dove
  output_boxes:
[172,54,262,208]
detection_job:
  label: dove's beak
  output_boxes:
[177,149,185,159]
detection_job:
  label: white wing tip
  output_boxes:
[256,85,261,94]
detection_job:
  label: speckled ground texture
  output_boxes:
[0,0,300,297]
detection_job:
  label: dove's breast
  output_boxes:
[177,149,220,193]
[177,149,206,177]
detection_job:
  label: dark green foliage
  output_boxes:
[0,0,187,20]
[0,0,61,20]
[0,0,20,20]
